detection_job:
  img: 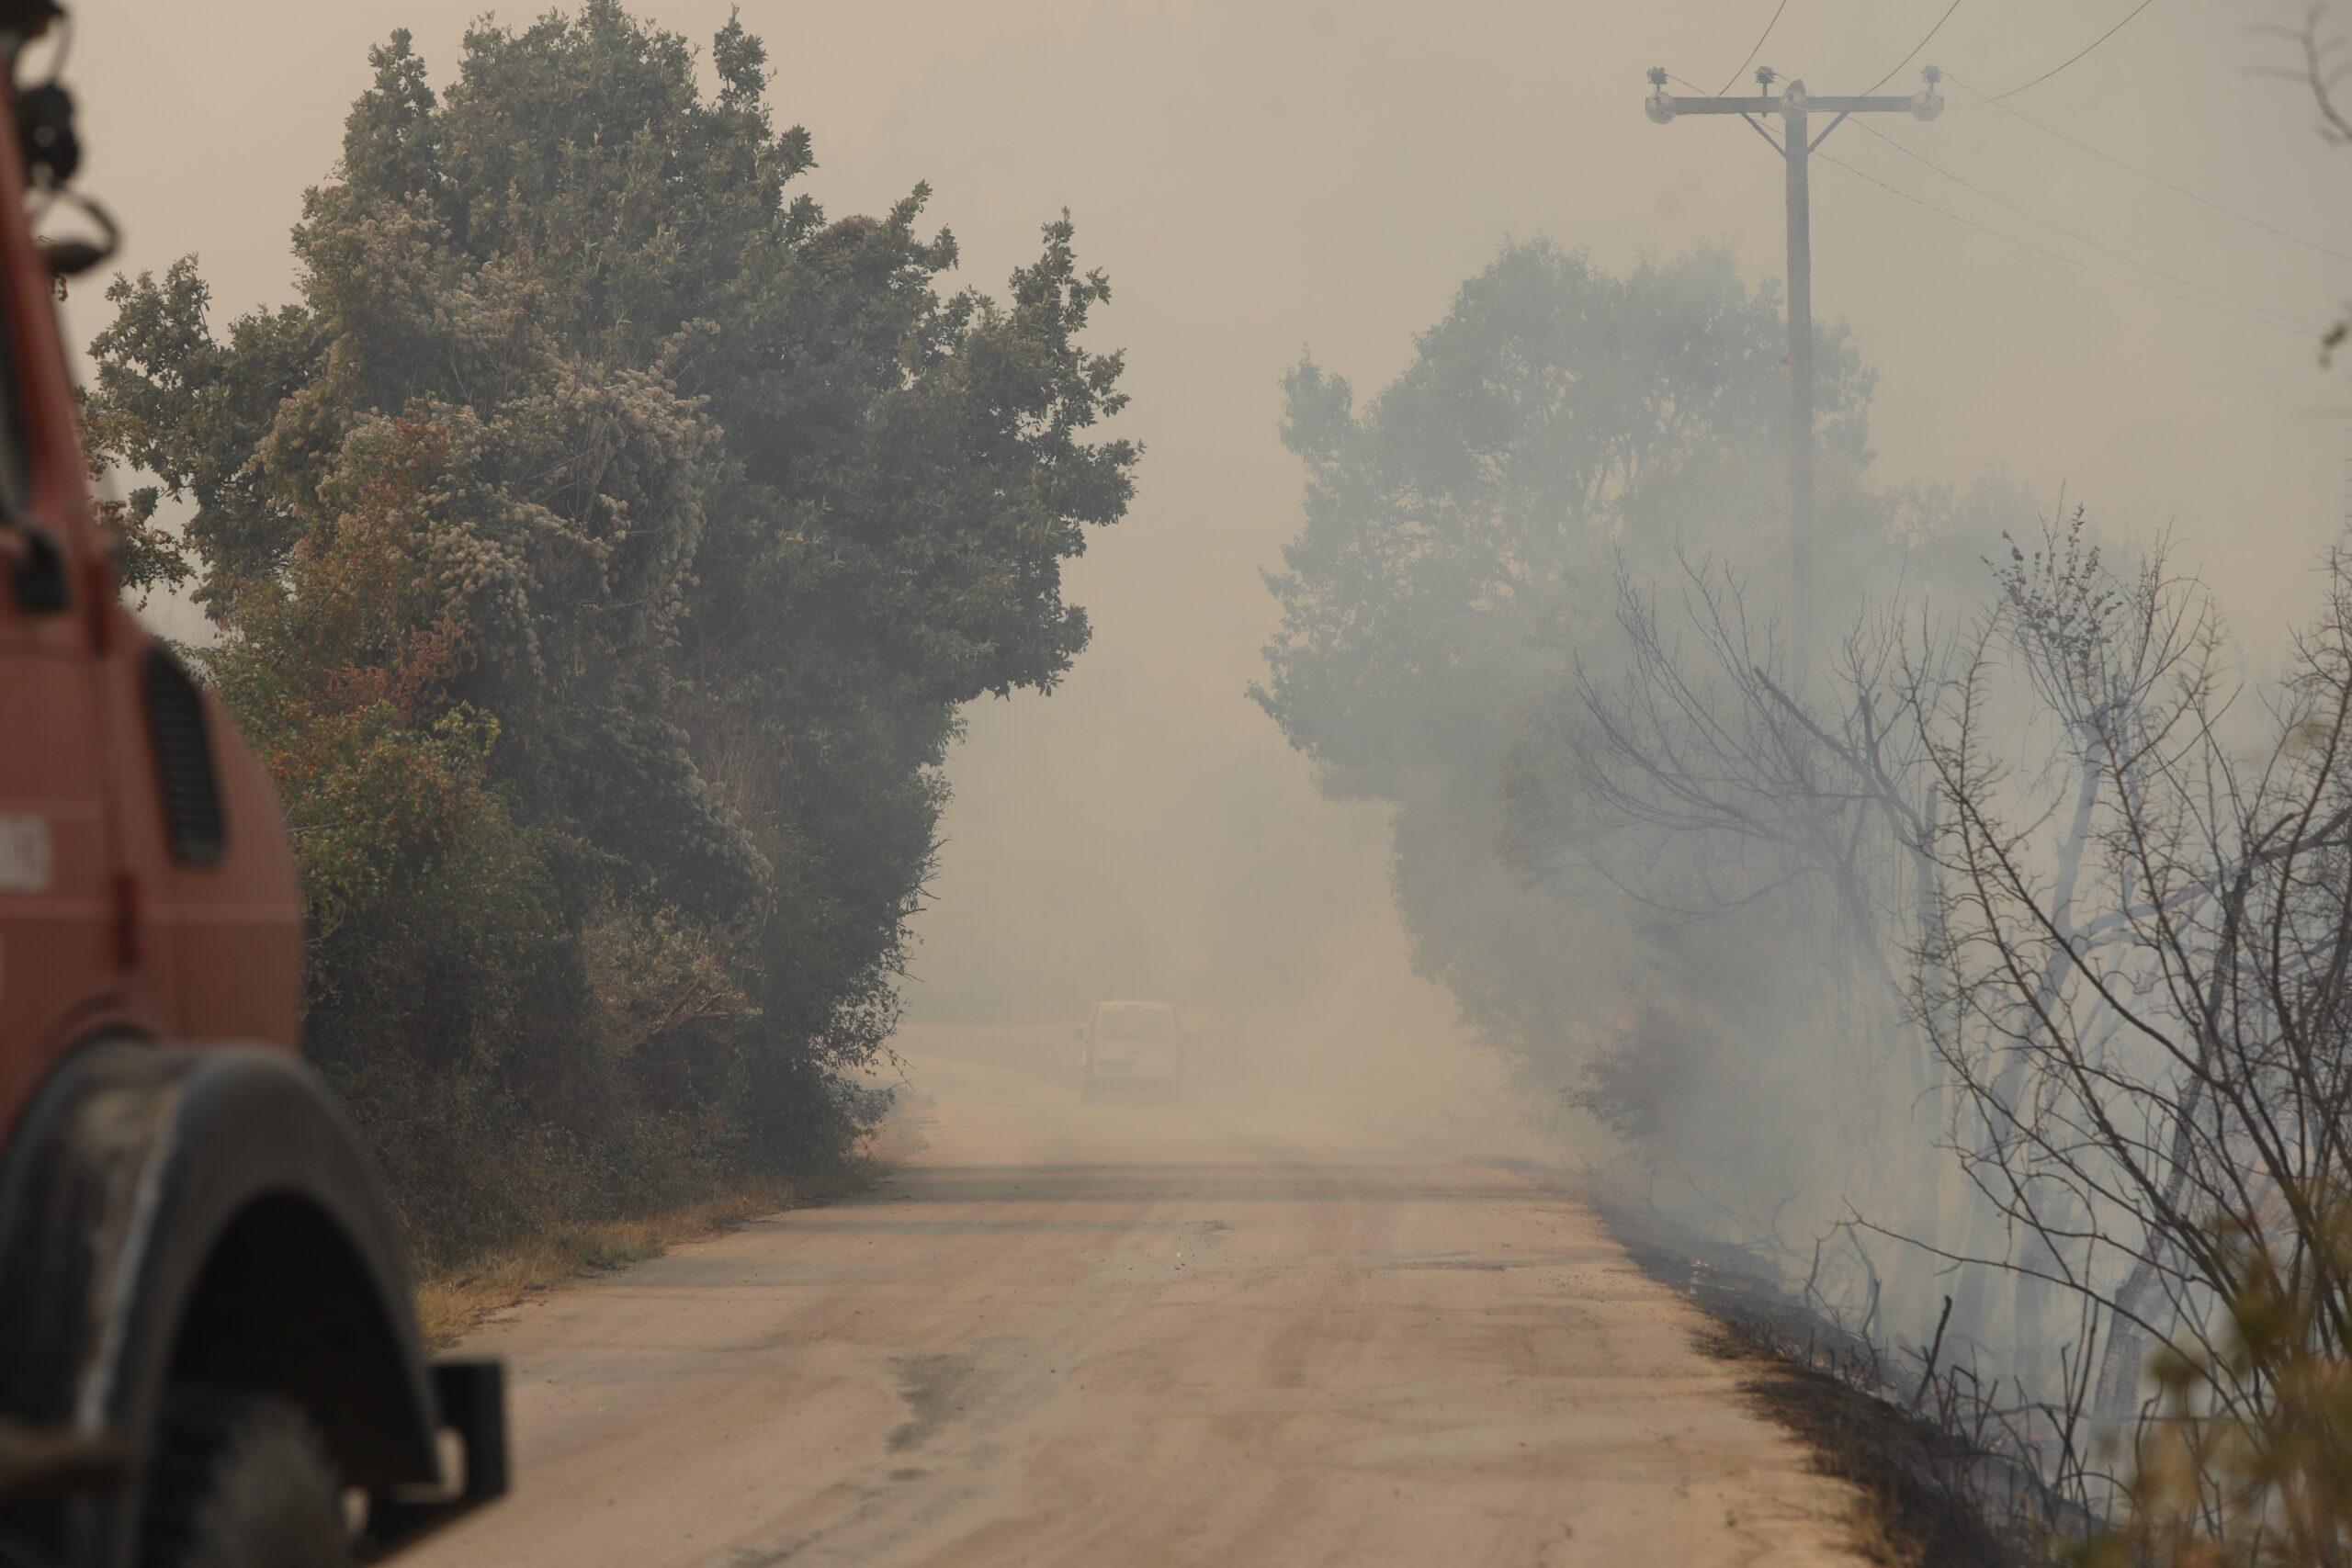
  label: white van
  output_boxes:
[1077,1000,1186,1101]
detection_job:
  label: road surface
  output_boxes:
[408,1044,1866,1566]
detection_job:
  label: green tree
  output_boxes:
[1254,239,2029,1114]
[1253,240,1879,1070]
[87,2,1135,1259]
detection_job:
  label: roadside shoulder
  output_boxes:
[412,1164,876,1348]
[1596,1200,2032,1568]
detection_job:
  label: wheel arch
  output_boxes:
[0,1043,442,1562]
[164,1186,436,1484]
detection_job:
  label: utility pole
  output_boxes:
[1645,64,1942,678]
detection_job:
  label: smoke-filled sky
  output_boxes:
[74,0,2352,1047]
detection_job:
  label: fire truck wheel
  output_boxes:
[141,1387,355,1568]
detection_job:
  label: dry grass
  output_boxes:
[412,1164,875,1348]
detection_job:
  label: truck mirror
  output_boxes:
[3,525,69,613]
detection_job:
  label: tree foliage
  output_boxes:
[1258,241,1870,795]
[86,2,1134,1261]
[1252,239,1977,1069]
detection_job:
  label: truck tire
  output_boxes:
[141,1387,355,1568]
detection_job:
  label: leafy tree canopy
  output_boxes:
[1253,241,1871,799]
[1254,237,2022,1072]
[86,1,1136,1257]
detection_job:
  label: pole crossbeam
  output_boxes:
[1661,93,1926,116]
[1643,66,1943,679]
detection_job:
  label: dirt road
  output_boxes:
[407,1047,1866,1566]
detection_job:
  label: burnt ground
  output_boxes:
[1596,1201,2043,1568]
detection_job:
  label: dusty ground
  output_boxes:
[406,1042,1870,1567]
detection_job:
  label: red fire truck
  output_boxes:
[0,4,505,1562]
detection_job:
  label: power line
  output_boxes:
[1849,118,2317,332]
[1718,0,1792,94]
[1811,146,2314,336]
[1960,0,2159,106]
[1862,0,1966,96]
[1942,68,2352,266]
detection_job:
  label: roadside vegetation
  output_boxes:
[408,1172,810,1347]
[84,1,1134,1272]
[1258,237,2352,1559]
